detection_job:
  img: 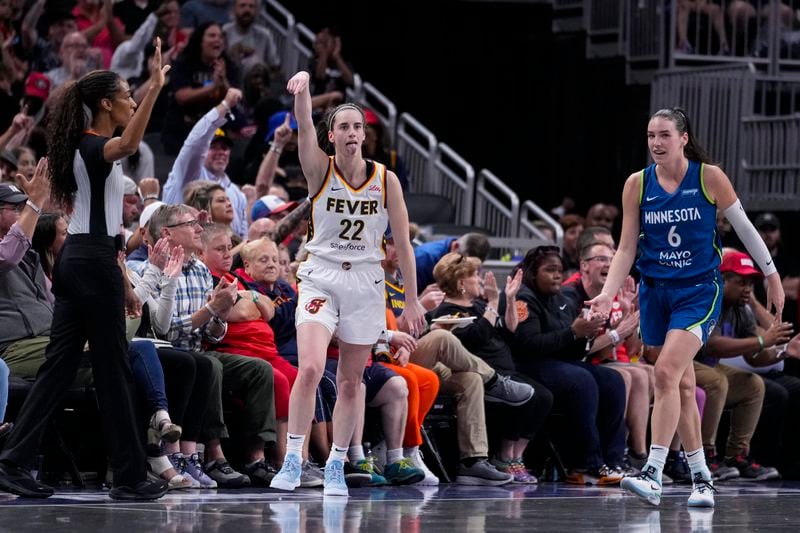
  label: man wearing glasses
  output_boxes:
[133,204,278,488]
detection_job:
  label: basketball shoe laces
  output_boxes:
[692,472,717,495]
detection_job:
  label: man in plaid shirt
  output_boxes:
[133,204,278,487]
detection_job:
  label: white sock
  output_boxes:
[387,448,403,464]
[327,444,348,465]
[646,445,669,483]
[286,432,305,456]
[403,446,418,458]
[686,448,712,481]
[348,445,365,463]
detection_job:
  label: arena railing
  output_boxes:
[260,0,295,74]
[433,143,475,226]
[397,113,438,195]
[474,170,520,239]
[585,0,624,58]
[351,82,398,148]
[263,0,558,237]
[739,114,800,210]
[520,199,564,246]
[650,63,757,186]
[668,0,800,75]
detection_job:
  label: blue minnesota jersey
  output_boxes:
[636,160,722,280]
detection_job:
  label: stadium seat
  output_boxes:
[405,193,456,226]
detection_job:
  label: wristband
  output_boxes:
[25,200,42,215]
[757,335,765,350]
[776,350,787,361]
[608,329,621,346]
[221,100,231,113]
[205,303,218,318]
[143,194,159,201]
[269,142,282,155]
[250,290,259,303]
[386,330,394,343]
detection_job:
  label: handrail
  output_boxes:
[433,143,475,225]
[397,113,437,195]
[262,0,296,76]
[474,170,520,237]
[357,82,398,147]
[520,200,564,246]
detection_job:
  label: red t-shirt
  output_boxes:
[73,7,124,68]
[209,270,280,362]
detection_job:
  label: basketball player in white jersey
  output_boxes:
[270,71,426,496]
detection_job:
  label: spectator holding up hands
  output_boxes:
[162,22,240,154]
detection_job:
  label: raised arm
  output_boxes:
[162,88,241,204]
[286,71,328,194]
[103,38,169,162]
[21,0,45,50]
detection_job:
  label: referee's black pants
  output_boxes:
[0,235,146,487]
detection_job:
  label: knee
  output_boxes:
[748,374,765,398]
[385,376,408,400]
[297,363,325,387]
[653,364,681,392]
[337,375,361,398]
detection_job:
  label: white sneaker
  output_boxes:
[371,441,387,470]
[620,465,662,506]
[409,450,439,486]
[687,473,715,507]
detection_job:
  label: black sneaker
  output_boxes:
[109,479,168,501]
[664,450,692,484]
[705,448,739,481]
[725,455,780,481]
[243,460,277,487]
[205,459,251,488]
[0,461,54,498]
[343,461,372,487]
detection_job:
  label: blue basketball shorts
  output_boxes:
[638,273,722,347]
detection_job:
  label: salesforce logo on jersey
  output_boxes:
[331,242,367,251]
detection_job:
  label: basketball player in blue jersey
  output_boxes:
[270,71,426,497]
[589,108,784,508]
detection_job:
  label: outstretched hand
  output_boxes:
[17,157,49,207]
[286,71,310,95]
[150,37,171,88]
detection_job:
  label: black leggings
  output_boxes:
[0,235,145,486]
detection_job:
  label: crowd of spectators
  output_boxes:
[0,0,798,497]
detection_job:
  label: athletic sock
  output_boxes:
[348,445,365,463]
[387,448,403,465]
[327,444,348,465]
[686,447,712,481]
[286,432,305,457]
[645,444,669,484]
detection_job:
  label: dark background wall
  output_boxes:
[283,0,652,214]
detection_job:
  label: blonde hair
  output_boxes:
[433,252,481,297]
[241,237,277,263]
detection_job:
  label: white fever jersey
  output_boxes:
[305,157,389,265]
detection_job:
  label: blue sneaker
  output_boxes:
[383,457,425,485]
[620,465,662,506]
[324,459,349,496]
[270,453,302,491]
